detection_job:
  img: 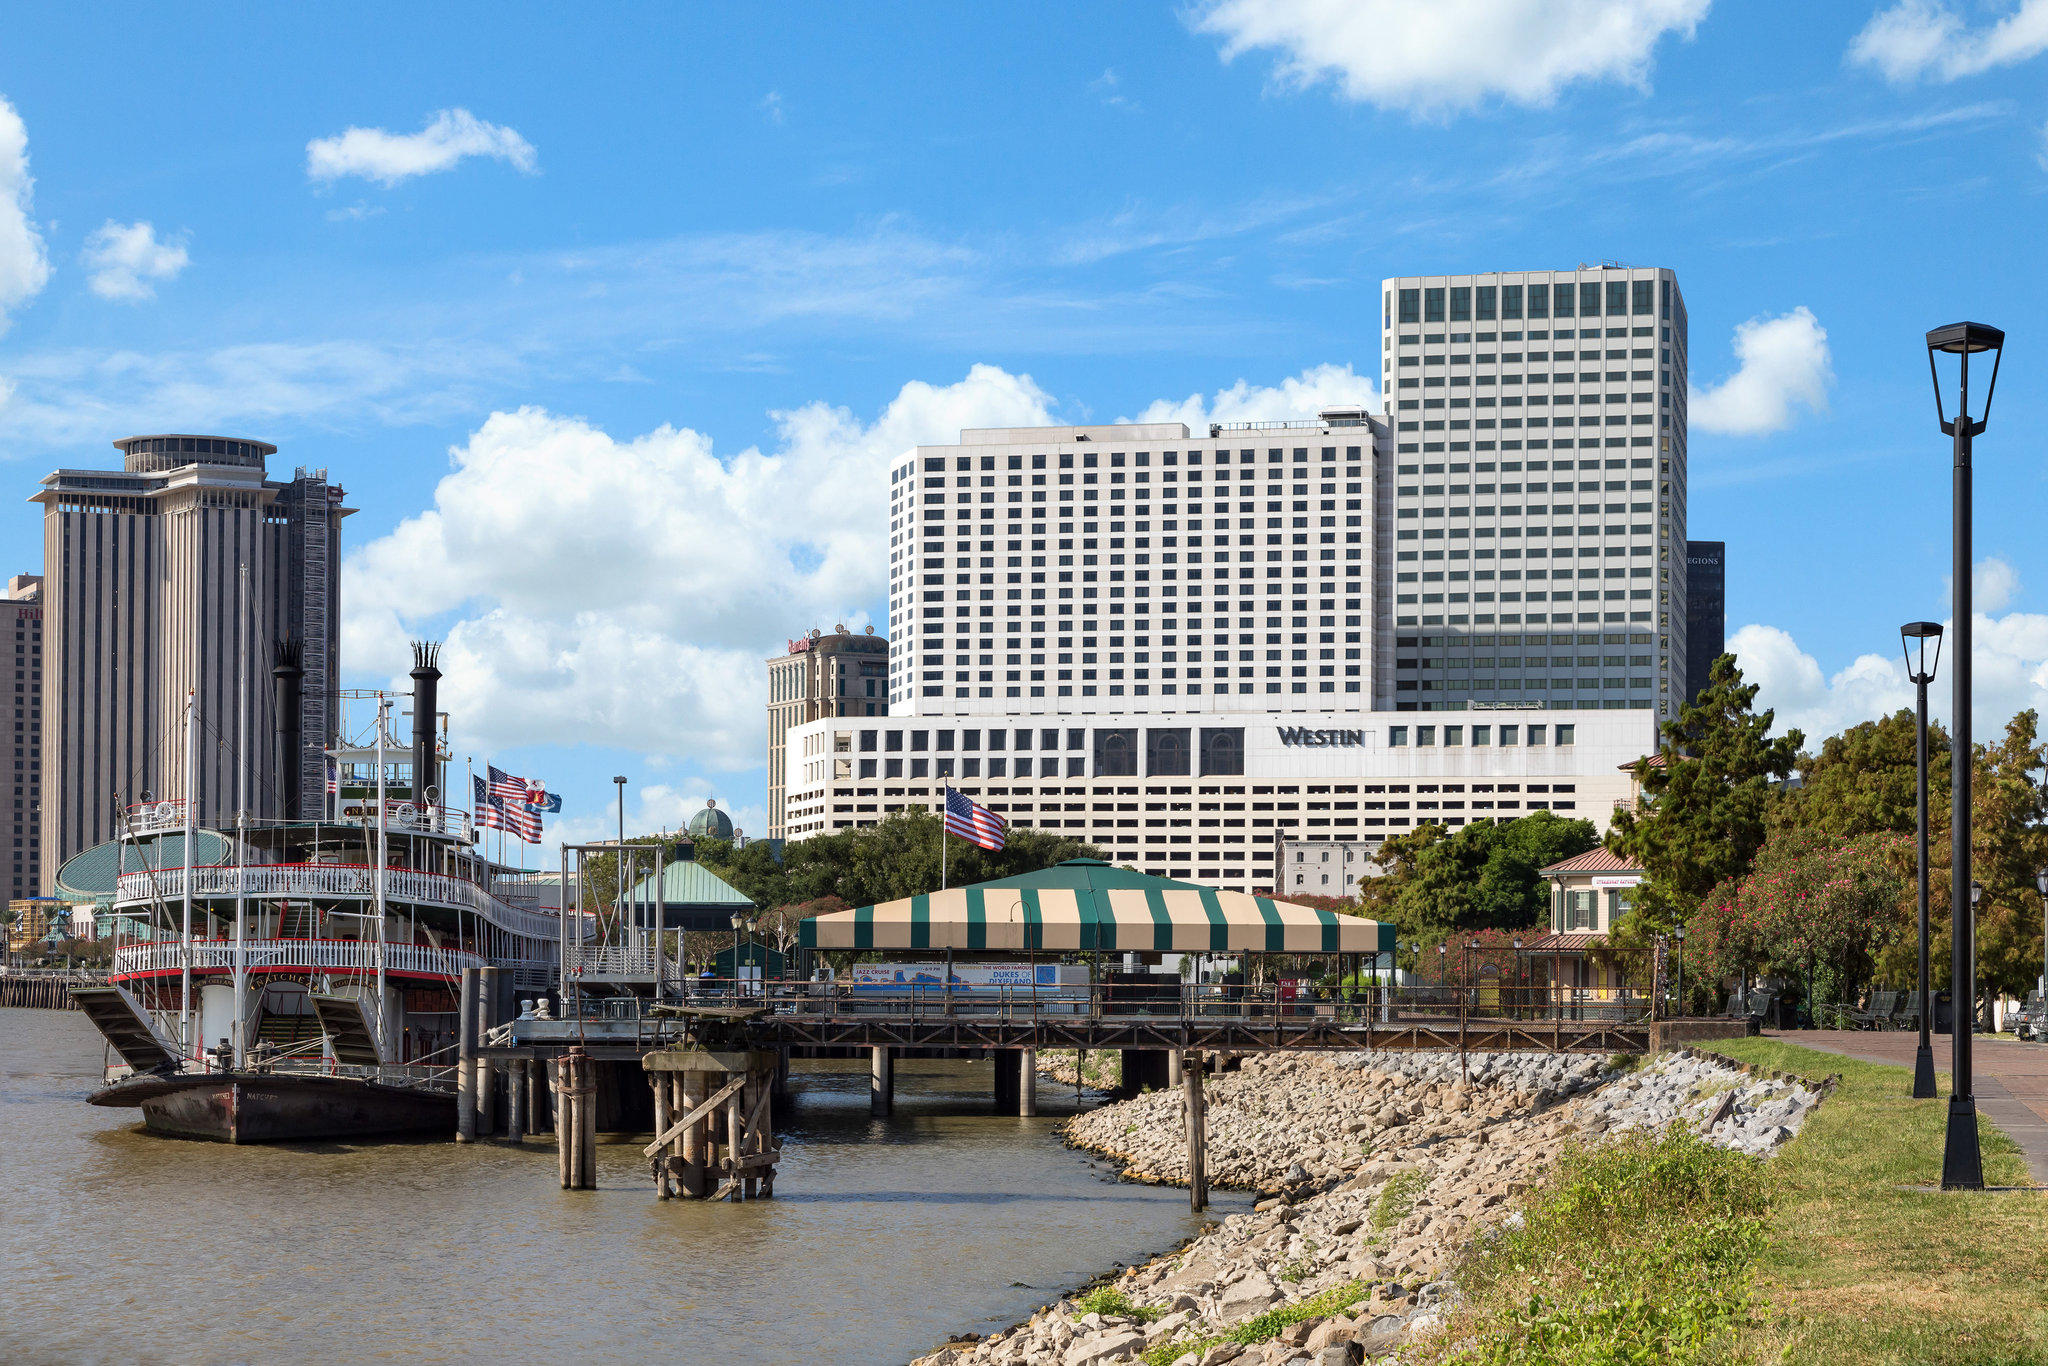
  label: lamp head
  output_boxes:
[1674,925,1686,942]
[1899,621,1944,685]
[730,912,745,931]
[1926,322,2004,436]
[1971,881,1983,905]
[2038,870,2047,898]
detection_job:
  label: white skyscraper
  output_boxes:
[1377,267,1689,722]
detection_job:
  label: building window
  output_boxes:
[1200,727,1244,776]
[1388,726,1408,746]
[1094,728,1138,776]
[1399,288,1420,324]
[1424,287,1445,323]
[1146,728,1191,776]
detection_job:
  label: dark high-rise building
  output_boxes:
[1685,540,1725,705]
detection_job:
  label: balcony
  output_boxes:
[114,863,564,943]
[110,937,485,983]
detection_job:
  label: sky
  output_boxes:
[1,1,2045,851]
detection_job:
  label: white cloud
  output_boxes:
[1692,306,1833,436]
[1849,0,2048,82]
[0,94,51,333]
[1735,559,2048,742]
[759,91,785,125]
[306,108,538,187]
[1127,362,1380,428]
[342,365,1058,767]
[81,221,190,301]
[1188,0,1711,115]
[548,783,768,856]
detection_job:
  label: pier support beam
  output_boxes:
[456,967,479,1143]
[1019,1047,1037,1117]
[870,1045,894,1117]
[555,1048,596,1189]
[1184,1049,1208,1213]
[506,1058,526,1143]
[1167,1050,1184,1086]
[476,967,501,1137]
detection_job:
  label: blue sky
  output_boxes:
[1,1,2045,848]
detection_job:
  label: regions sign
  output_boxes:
[1277,726,1367,748]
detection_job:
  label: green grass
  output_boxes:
[1074,1286,1163,1323]
[1442,1127,1772,1366]
[1710,1038,2048,1365]
[1140,1279,1376,1366]
[1371,1168,1429,1232]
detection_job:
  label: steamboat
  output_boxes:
[79,643,570,1143]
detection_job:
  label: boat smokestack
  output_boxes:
[410,641,442,808]
[273,640,303,819]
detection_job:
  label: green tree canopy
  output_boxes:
[1606,653,1802,946]
[1352,812,1597,962]
[1772,707,1951,841]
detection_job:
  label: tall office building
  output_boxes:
[766,626,888,840]
[1684,540,1725,706]
[0,575,43,902]
[34,435,348,883]
[782,410,1641,892]
[1377,267,1688,726]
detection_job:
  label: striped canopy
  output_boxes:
[799,862,1393,955]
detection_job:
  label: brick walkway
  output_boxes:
[1770,1029,2048,1184]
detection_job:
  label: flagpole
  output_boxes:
[940,783,949,892]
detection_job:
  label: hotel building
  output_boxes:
[777,266,1691,893]
[766,626,889,841]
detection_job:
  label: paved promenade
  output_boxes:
[1770,1029,2048,1184]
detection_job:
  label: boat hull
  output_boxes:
[90,1072,454,1144]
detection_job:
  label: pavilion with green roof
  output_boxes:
[625,859,756,932]
[800,859,1392,956]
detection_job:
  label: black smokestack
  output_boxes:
[410,641,442,808]
[273,640,303,820]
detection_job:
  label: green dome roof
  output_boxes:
[686,800,735,841]
[55,832,234,906]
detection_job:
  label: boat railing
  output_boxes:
[121,798,474,841]
[111,937,488,982]
[113,863,565,942]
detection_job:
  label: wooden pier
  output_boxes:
[0,970,103,1011]
[641,1046,781,1201]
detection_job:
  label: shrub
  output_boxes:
[1447,1128,1770,1366]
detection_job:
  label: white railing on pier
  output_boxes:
[111,937,486,982]
[113,863,564,943]
[568,944,659,977]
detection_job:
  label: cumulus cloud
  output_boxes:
[1692,306,1833,436]
[81,221,190,301]
[342,365,1058,767]
[306,108,538,187]
[548,782,768,854]
[1188,0,1711,115]
[1734,559,2048,742]
[0,94,51,333]
[1127,362,1380,428]
[1849,0,2048,82]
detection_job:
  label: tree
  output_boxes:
[1686,831,1909,1013]
[1606,653,1802,947]
[1773,707,1950,841]
[1366,812,1597,963]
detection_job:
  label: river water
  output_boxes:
[0,1007,1243,1365]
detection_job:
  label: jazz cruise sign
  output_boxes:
[1276,726,1368,748]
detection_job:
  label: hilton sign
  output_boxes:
[1277,726,1367,748]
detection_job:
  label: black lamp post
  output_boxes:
[1902,620,1943,1099]
[1929,320,2002,1191]
[2036,871,2048,1021]
[1437,941,1446,985]
[730,910,745,987]
[1512,937,1523,1018]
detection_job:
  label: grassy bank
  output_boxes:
[1434,1040,2048,1366]
[1713,1037,2048,1365]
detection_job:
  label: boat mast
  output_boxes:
[233,562,250,1071]
[374,696,390,1061]
[180,688,197,1065]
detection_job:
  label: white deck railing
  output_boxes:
[114,864,564,943]
[111,937,487,981]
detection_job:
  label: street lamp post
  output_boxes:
[1902,621,1944,1099]
[2036,871,2048,1024]
[730,911,745,991]
[1512,937,1523,1019]
[1928,320,2002,1191]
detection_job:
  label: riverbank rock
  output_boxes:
[913,1049,1824,1366]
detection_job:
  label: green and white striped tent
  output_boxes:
[800,859,1394,955]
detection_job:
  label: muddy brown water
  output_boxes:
[0,1007,1244,1365]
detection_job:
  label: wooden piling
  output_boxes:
[506,1055,526,1144]
[652,1067,673,1199]
[554,1048,596,1190]
[1184,1048,1208,1213]
[641,1047,781,1204]
[1019,1047,1037,1117]
[578,1054,598,1189]
[554,1057,572,1188]
[456,967,479,1143]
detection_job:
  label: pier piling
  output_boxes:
[554,1049,596,1189]
[870,1045,893,1117]
[641,1047,780,1203]
[456,967,479,1143]
[1184,1049,1208,1213]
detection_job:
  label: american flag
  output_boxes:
[487,764,529,803]
[325,757,339,795]
[475,774,541,842]
[944,788,1007,852]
